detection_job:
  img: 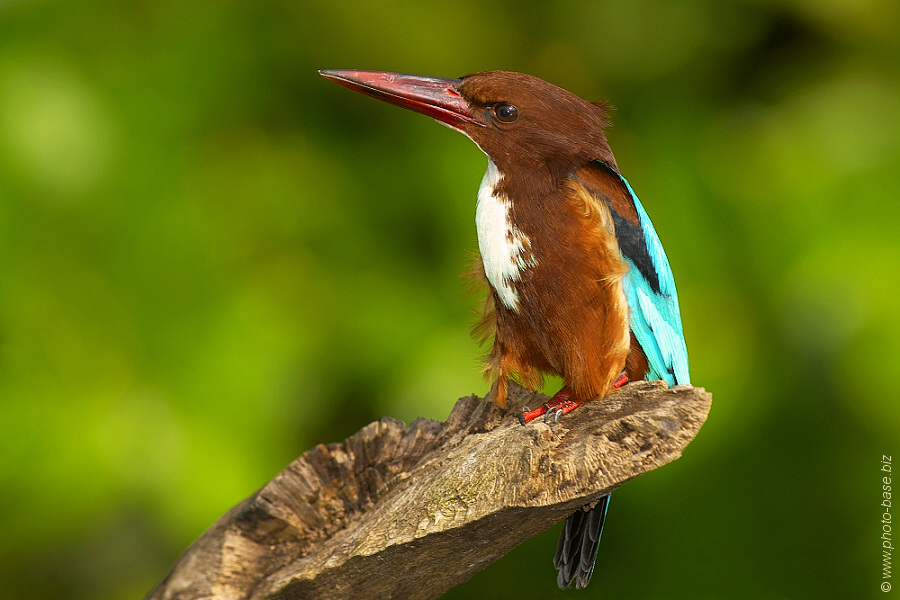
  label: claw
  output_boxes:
[521,388,580,425]
[543,399,578,422]
[520,403,550,425]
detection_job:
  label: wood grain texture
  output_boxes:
[148,380,711,600]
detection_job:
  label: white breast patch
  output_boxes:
[475,159,537,311]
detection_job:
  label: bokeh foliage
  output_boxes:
[1,0,897,598]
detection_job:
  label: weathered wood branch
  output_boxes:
[148,380,711,600]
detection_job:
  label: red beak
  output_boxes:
[318,69,482,132]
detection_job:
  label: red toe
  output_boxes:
[520,388,581,425]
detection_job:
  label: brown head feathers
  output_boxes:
[458,71,618,180]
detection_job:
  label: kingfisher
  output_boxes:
[319,69,690,590]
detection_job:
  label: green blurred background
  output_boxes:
[1,0,897,598]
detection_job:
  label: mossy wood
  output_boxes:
[148,380,711,600]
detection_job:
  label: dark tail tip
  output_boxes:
[554,495,610,589]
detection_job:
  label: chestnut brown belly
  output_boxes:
[477,177,633,407]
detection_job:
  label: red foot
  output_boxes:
[520,373,629,426]
[519,388,580,425]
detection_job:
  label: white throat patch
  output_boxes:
[475,159,537,311]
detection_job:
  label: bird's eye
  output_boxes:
[493,103,519,123]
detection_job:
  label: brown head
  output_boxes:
[457,71,616,177]
[318,69,618,181]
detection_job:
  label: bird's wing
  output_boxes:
[615,173,690,386]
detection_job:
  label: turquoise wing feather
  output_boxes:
[617,175,690,386]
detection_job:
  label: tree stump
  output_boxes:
[148,380,711,600]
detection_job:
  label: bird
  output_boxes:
[319,69,690,590]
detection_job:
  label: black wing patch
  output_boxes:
[608,206,662,295]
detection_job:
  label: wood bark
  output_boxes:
[148,380,711,600]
